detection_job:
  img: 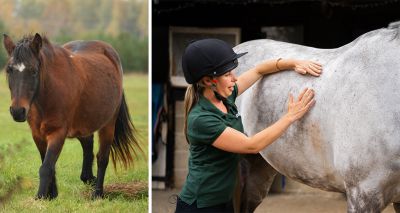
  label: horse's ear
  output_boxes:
[30,33,42,56]
[3,34,15,56]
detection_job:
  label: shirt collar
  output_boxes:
[198,93,235,116]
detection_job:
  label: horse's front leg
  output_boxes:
[78,135,96,186]
[36,128,66,199]
[93,124,114,199]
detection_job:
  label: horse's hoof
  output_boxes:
[48,188,58,199]
[35,193,52,200]
[35,194,45,200]
[91,190,104,200]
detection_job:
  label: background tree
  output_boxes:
[0,0,148,72]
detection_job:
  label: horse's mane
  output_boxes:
[13,34,55,63]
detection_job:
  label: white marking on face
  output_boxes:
[14,63,26,72]
[69,54,74,58]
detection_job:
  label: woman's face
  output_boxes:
[214,71,237,98]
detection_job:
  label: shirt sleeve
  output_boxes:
[187,114,227,145]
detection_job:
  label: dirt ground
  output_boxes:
[152,187,396,213]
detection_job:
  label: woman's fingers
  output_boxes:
[310,62,322,70]
[306,67,320,76]
[289,93,294,105]
[295,67,307,75]
[295,61,322,76]
[301,89,314,106]
[297,88,308,102]
[306,62,322,76]
[304,99,316,112]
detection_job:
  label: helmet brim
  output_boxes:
[210,52,248,77]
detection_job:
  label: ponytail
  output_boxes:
[183,83,202,143]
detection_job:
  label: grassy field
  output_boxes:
[0,73,148,212]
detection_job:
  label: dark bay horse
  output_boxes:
[2,33,141,199]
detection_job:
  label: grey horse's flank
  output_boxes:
[235,27,400,212]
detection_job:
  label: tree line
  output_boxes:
[0,0,148,72]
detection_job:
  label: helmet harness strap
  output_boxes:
[210,77,226,101]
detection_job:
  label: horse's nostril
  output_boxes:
[9,106,27,122]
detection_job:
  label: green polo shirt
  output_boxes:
[179,84,244,208]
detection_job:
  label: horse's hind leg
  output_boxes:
[78,135,96,185]
[93,123,114,198]
[238,153,278,213]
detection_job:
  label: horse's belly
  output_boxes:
[260,141,345,192]
[68,70,122,137]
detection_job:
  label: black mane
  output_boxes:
[13,34,55,64]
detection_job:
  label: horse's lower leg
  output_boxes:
[93,126,113,198]
[37,131,65,199]
[239,153,278,213]
[78,135,96,185]
[34,135,59,199]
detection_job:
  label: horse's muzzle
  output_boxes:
[10,106,27,122]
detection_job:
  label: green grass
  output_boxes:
[0,73,148,212]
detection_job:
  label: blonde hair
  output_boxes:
[183,83,204,143]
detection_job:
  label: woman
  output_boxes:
[176,38,322,213]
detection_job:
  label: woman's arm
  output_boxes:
[236,58,322,96]
[213,88,315,153]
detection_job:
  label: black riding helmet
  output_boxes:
[182,39,247,84]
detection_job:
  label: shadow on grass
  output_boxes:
[0,176,22,207]
[0,139,30,206]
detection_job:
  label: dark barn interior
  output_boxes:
[152,0,400,187]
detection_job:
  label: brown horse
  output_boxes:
[2,33,141,199]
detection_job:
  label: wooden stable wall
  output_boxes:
[173,100,188,188]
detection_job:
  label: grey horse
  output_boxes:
[235,27,400,212]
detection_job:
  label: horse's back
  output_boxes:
[235,28,400,201]
[63,40,122,73]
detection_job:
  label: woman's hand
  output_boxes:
[286,88,315,123]
[293,60,322,77]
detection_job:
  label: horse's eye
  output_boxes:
[32,70,38,77]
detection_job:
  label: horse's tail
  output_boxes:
[110,92,143,169]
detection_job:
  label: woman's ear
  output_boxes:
[201,76,214,87]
